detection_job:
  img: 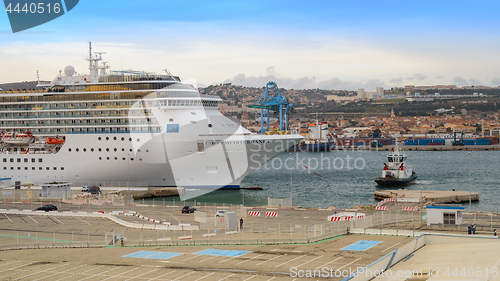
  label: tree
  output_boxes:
[446,127,452,133]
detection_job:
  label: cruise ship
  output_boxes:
[0,44,302,199]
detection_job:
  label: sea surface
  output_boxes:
[146,150,500,213]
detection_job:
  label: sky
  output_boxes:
[1,0,500,91]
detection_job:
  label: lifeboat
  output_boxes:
[2,132,34,145]
[46,137,65,145]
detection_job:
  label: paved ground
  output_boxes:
[0,234,414,280]
[373,242,500,280]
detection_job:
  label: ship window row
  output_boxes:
[0,109,156,117]
[61,82,173,93]
[0,99,162,112]
[67,147,146,153]
[0,127,162,135]
[157,100,219,107]
[98,157,142,161]
[0,119,159,127]
[4,158,43,163]
[3,167,64,170]
[0,91,153,103]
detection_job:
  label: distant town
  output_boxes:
[200,83,500,138]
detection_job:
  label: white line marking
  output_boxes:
[149,270,176,281]
[55,265,104,281]
[172,271,196,280]
[0,261,23,268]
[4,213,12,222]
[199,256,218,263]
[276,255,307,267]
[315,257,343,270]
[170,213,181,223]
[100,267,140,281]
[27,215,38,223]
[195,272,215,280]
[381,242,401,252]
[267,277,276,281]
[123,268,158,280]
[295,255,323,268]
[236,254,266,265]
[33,264,87,281]
[76,217,91,225]
[336,257,361,271]
[182,255,201,261]
[256,255,282,266]
[78,266,122,281]
[243,275,256,281]
[218,256,239,264]
[14,263,70,280]
[219,273,236,280]
[0,262,48,277]
[49,215,64,225]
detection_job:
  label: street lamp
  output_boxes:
[289,152,293,205]
[420,186,423,226]
[468,151,471,212]
[127,153,131,204]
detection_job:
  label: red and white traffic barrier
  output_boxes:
[402,206,418,211]
[248,211,260,216]
[265,211,278,217]
[375,206,388,211]
[328,212,364,221]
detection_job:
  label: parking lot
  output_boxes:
[0,234,413,280]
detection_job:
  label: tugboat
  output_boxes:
[375,141,417,187]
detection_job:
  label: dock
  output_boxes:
[375,189,479,204]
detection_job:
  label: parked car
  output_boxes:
[36,204,58,212]
[182,206,196,213]
[87,186,101,194]
[81,186,89,192]
[215,210,227,217]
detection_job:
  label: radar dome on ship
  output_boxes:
[64,65,75,76]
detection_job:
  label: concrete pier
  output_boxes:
[375,189,479,204]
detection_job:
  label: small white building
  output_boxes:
[427,204,466,226]
[41,182,71,199]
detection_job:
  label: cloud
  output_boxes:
[491,77,500,85]
[222,68,385,90]
[452,76,468,86]
[389,77,403,84]
[468,78,482,85]
[406,73,426,81]
[435,75,444,79]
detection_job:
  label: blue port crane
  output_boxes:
[247,81,292,134]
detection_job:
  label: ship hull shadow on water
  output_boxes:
[375,172,417,187]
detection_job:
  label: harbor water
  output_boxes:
[147,150,500,213]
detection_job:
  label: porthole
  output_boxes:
[39,167,42,170]
[17,167,20,170]
[114,157,117,160]
[53,167,57,170]
[130,158,134,161]
[99,157,102,160]
[83,148,87,152]
[146,150,149,153]
[122,157,126,160]
[24,167,28,170]
[129,138,132,141]
[98,137,102,140]
[113,137,117,140]
[106,137,109,140]
[121,148,125,152]
[24,158,28,163]
[68,148,72,152]
[106,148,109,152]
[139,158,142,161]
[46,167,49,170]
[121,137,125,141]
[208,124,212,128]
[91,148,94,152]
[76,148,79,152]
[106,157,110,160]
[31,167,35,170]
[114,148,117,152]
[61,167,64,170]
[98,148,102,152]
[137,138,140,142]
[10,167,13,170]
